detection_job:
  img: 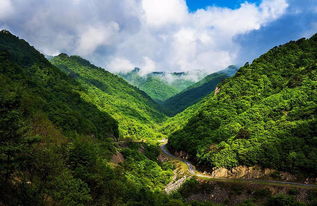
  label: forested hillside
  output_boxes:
[0,30,122,204]
[160,96,206,136]
[168,35,317,176]
[164,66,238,115]
[51,55,166,140]
[0,30,188,206]
[119,69,198,102]
[136,75,180,102]
[0,30,118,140]
[1,29,316,206]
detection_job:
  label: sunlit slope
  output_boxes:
[168,35,317,176]
[0,30,118,140]
[164,66,238,115]
[51,54,167,140]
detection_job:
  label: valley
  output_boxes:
[0,30,316,206]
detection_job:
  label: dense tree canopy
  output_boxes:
[51,55,166,140]
[119,69,196,102]
[1,29,316,206]
[168,35,317,176]
[0,30,183,206]
[163,66,238,116]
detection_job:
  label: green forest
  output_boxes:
[163,66,238,115]
[168,35,317,176]
[119,69,197,102]
[50,54,166,140]
[0,29,316,206]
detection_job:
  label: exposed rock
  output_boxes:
[158,153,168,162]
[165,176,188,194]
[111,152,125,164]
[175,151,189,160]
[210,166,297,181]
[214,87,220,95]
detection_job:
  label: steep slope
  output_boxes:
[0,30,120,204]
[118,67,143,86]
[0,30,118,140]
[51,55,166,140]
[160,95,207,136]
[164,66,238,115]
[168,35,317,176]
[148,71,196,92]
[138,75,180,102]
[119,68,179,102]
[0,30,190,206]
[119,69,199,102]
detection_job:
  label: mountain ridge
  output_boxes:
[163,65,239,115]
[50,54,167,140]
[119,68,204,102]
[168,34,317,176]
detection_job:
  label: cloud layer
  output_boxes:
[0,0,316,74]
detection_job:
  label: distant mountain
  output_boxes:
[119,68,204,102]
[50,55,167,140]
[168,35,317,176]
[164,65,239,116]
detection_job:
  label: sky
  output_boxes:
[186,0,261,11]
[0,0,316,75]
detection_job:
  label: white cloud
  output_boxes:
[108,57,134,73]
[76,23,119,56]
[140,57,157,75]
[0,0,293,75]
[141,0,188,27]
[0,0,14,20]
[260,0,289,21]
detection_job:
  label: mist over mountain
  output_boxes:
[168,34,317,177]
[164,65,239,115]
[1,0,317,205]
[1,27,317,206]
[119,68,207,102]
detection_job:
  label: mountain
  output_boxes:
[0,30,121,203]
[160,95,208,136]
[50,55,166,140]
[168,35,317,176]
[0,30,118,140]
[0,30,191,206]
[1,30,316,206]
[119,68,203,102]
[148,71,198,92]
[164,65,239,115]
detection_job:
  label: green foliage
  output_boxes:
[160,94,208,136]
[178,178,202,197]
[266,194,305,206]
[119,68,196,102]
[51,55,166,140]
[0,31,119,140]
[0,31,191,206]
[164,66,238,115]
[169,34,317,175]
[139,76,180,102]
[1,29,316,206]
[121,143,173,192]
[50,170,92,206]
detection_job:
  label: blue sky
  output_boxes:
[186,0,261,11]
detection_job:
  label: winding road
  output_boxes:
[160,142,317,192]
